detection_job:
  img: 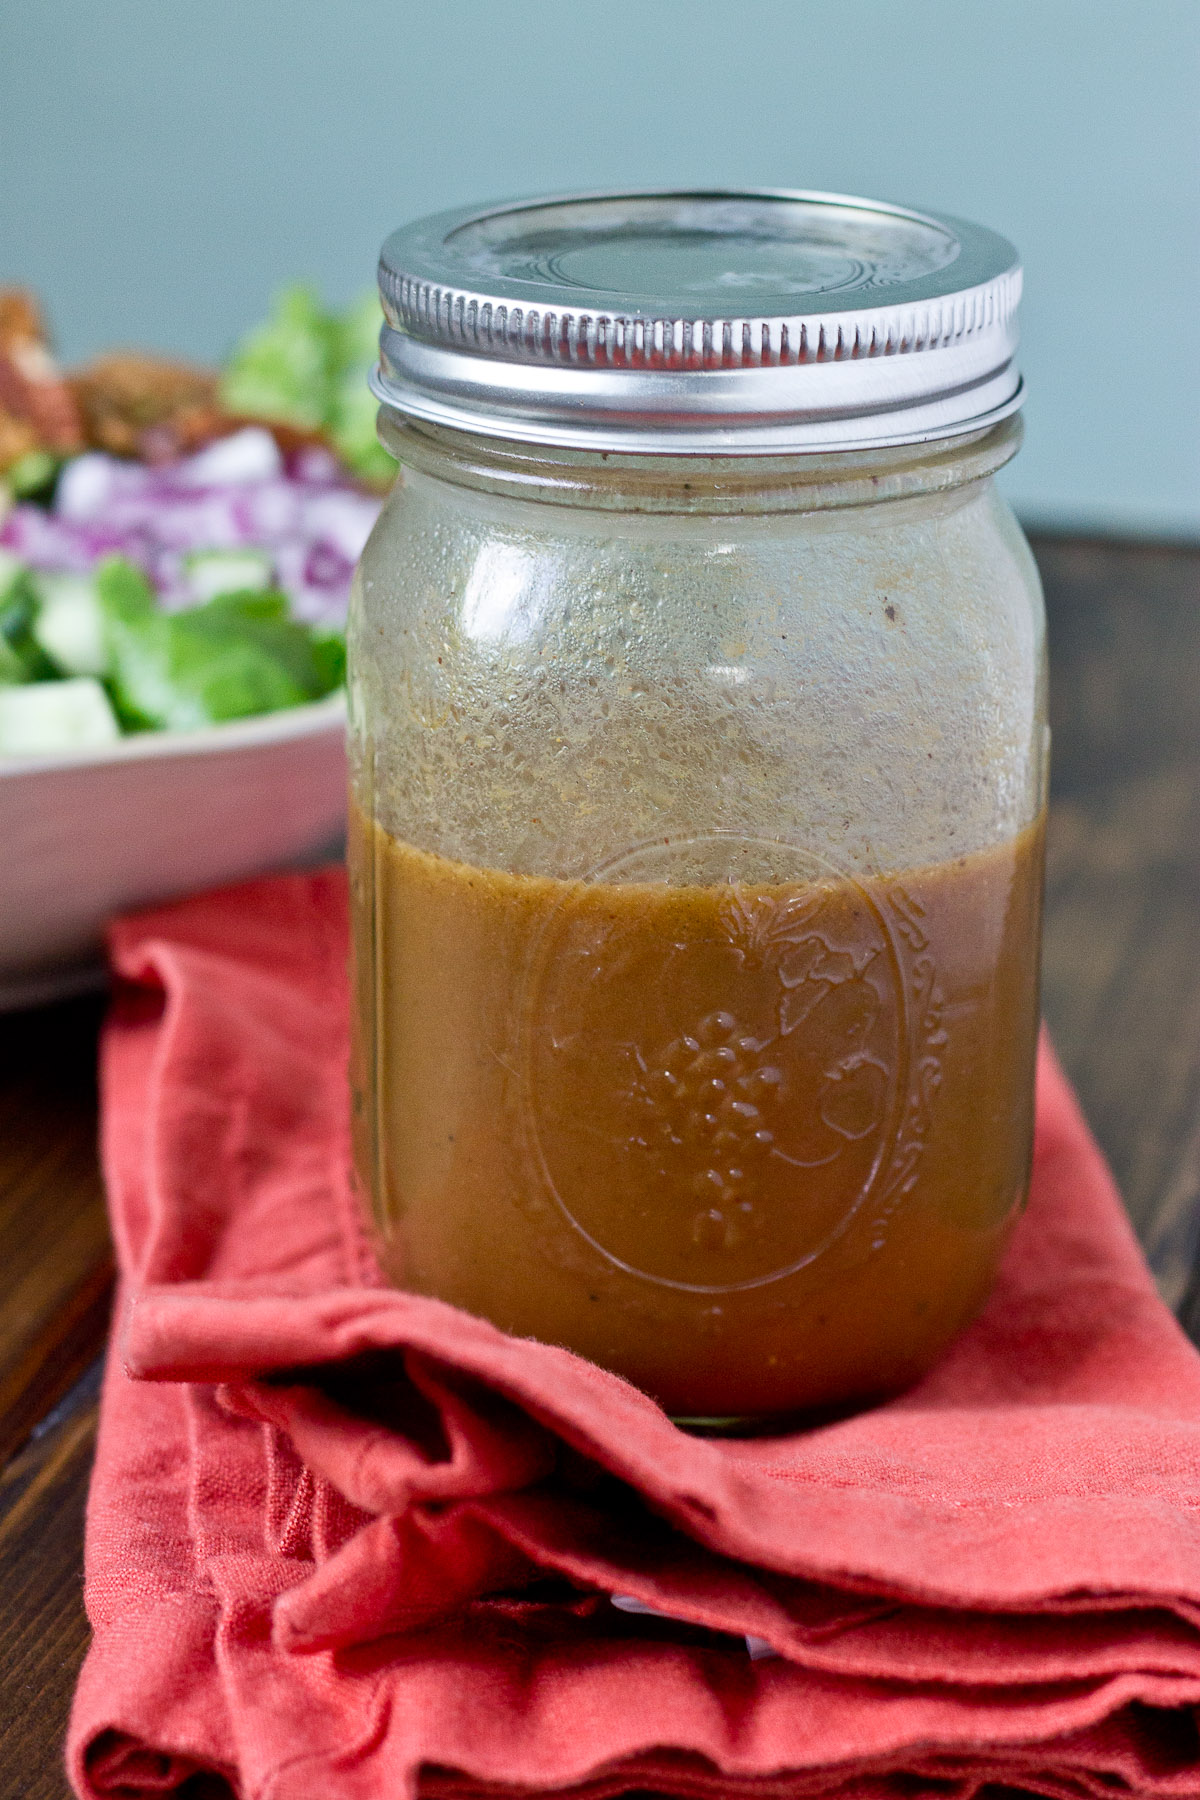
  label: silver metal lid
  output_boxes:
[373,189,1023,455]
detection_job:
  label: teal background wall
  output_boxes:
[1,0,1197,536]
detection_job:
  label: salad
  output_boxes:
[0,286,392,758]
[0,540,346,757]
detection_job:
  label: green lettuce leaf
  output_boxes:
[221,285,396,485]
[328,289,395,483]
[96,556,343,732]
[219,285,338,431]
[0,562,59,683]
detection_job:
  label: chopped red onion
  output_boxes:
[0,427,382,623]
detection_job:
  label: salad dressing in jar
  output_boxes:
[349,191,1046,1426]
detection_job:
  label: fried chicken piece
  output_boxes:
[0,288,84,472]
[0,410,41,470]
[68,353,232,463]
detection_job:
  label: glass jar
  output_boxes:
[349,191,1046,1426]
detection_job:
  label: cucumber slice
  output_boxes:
[0,677,121,755]
[31,573,108,677]
[184,548,274,604]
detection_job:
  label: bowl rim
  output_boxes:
[0,687,347,778]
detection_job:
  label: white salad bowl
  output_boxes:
[0,690,347,1009]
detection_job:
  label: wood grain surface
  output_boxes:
[0,531,1196,1799]
[1038,539,1200,1309]
[0,1365,99,1800]
[0,994,111,1471]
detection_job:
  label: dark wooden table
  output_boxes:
[1,531,1198,1799]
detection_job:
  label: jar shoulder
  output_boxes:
[350,471,1045,878]
[355,469,1043,655]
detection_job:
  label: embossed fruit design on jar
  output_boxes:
[523,842,907,1294]
[349,190,1047,1423]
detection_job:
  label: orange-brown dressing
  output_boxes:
[351,810,1044,1422]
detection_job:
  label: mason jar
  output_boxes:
[348,190,1046,1426]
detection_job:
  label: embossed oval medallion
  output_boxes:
[518,835,910,1292]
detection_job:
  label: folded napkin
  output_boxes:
[68,869,1200,1800]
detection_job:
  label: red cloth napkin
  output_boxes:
[67,869,1200,1800]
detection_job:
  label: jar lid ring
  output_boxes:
[374,188,1023,455]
